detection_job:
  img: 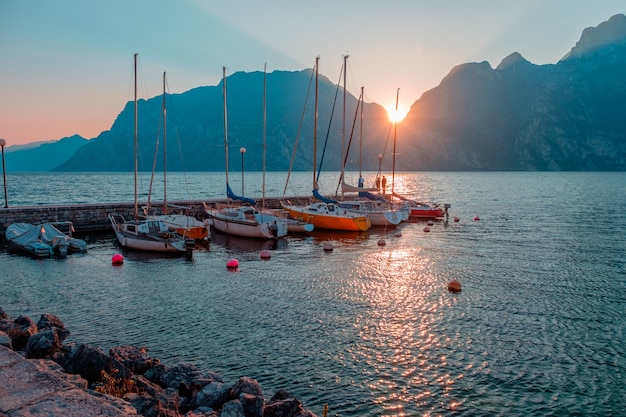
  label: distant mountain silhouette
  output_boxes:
[8,14,626,172]
[4,135,87,172]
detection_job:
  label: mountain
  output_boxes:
[52,69,390,173]
[398,13,626,170]
[4,135,88,172]
[15,14,626,172]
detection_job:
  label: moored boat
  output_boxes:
[5,222,87,258]
[205,204,288,239]
[282,201,370,232]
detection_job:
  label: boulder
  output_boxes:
[7,315,38,351]
[54,343,132,386]
[24,328,64,359]
[194,380,231,410]
[110,345,160,374]
[0,330,12,349]
[220,399,245,417]
[160,363,223,397]
[36,313,71,342]
[230,376,263,398]
[239,392,264,417]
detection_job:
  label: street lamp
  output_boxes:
[0,138,7,208]
[240,147,246,196]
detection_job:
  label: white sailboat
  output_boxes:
[205,66,288,239]
[143,71,210,241]
[109,54,194,256]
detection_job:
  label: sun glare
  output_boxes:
[386,106,409,123]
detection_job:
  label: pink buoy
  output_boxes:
[259,249,271,259]
[427,220,434,226]
[111,253,124,266]
[473,216,480,221]
[453,216,460,222]
[377,238,386,246]
[448,280,462,293]
[226,258,239,269]
[423,227,430,232]
[323,242,334,252]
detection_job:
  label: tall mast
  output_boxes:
[359,85,364,178]
[262,63,267,209]
[342,55,348,184]
[133,53,138,220]
[223,66,229,202]
[162,71,167,214]
[392,88,399,198]
[313,57,319,190]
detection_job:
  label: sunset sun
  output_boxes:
[386,106,409,123]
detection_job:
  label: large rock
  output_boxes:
[36,313,71,342]
[193,380,231,410]
[54,343,132,386]
[0,330,12,349]
[160,363,223,397]
[110,345,160,374]
[6,315,38,351]
[24,328,64,359]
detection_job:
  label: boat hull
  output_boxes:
[206,207,288,239]
[283,204,370,232]
[109,216,191,254]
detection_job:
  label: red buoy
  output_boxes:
[448,280,462,293]
[423,227,430,232]
[111,253,124,266]
[226,258,239,269]
[377,238,386,246]
[260,249,271,259]
[453,216,460,222]
[473,216,480,221]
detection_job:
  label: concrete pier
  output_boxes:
[0,196,315,235]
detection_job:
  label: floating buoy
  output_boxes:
[394,230,402,237]
[111,253,124,266]
[423,227,430,232]
[259,249,271,259]
[323,242,334,252]
[377,238,386,246]
[427,220,434,226]
[226,258,239,269]
[453,216,460,222]
[473,216,480,221]
[447,280,462,293]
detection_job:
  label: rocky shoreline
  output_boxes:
[0,307,320,417]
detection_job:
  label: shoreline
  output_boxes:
[0,307,320,417]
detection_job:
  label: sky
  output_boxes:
[1,0,624,146]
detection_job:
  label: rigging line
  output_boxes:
[335,90,362,196]
[316,63,344,185]
[283,67,315,196]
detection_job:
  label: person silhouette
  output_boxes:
[381,176,387,193]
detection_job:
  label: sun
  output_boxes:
[386,105,409,123]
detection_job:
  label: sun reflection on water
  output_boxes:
[341,245,465,415]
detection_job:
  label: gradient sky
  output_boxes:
[1,0,624,146]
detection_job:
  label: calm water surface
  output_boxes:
[1,172,625,416]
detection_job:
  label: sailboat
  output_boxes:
[143,71,210,240]
[281,57,371,232]
[205,67,289,239]
[333,60,404,228]
[109,54,194,256]
[380,88,447,220]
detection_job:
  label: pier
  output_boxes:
[0,196,315,235]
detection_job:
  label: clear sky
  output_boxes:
[1,0,624,146]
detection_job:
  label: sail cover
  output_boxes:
[227,183,256,205]
[313,188,338,204]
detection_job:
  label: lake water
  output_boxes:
[1,171,625,416]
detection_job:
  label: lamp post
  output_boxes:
[0,138,7,208]
[240,147,246,196]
